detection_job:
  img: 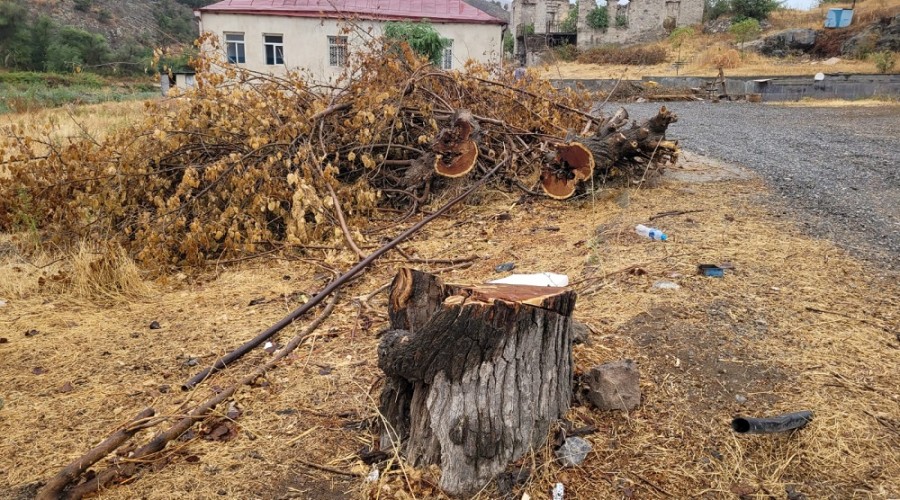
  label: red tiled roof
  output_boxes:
[198,0,507,25]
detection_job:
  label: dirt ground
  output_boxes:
[1,156,898,499]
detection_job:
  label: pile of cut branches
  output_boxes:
[0,32,678,269]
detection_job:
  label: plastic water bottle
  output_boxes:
[635,224,667,241]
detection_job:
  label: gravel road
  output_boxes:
[625,102,900,267]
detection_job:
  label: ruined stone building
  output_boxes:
[511,0,704,64]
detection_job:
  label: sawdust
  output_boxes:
[0,159,897,499]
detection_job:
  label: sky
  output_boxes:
[781,0,819,10]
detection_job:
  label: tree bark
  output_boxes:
[585,106,679,175]
[378,269,576,496]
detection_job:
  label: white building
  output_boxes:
[197,0,507,82]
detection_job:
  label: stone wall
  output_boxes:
[577,0,704,48]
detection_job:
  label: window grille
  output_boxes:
[442,40,453,70]
[328,36,348,67]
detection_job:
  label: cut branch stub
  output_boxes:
[540,142,595,200]
[432,110,480,178]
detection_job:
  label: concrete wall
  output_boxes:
[199,13,503,82]
[577,0,704,48]
[551,74,900,101]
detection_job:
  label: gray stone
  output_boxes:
[757,29,818,57]
[555,437,592,467]
[570,320,591,345]
[584,359,641,411]
[842,14,900,57]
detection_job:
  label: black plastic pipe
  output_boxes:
[732,411,814,434]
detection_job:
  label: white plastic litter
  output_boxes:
[552,482,565,500]
[489,273,569,287]
[366,466,380,483]
[263,341,274,350]
[814,72,825,81]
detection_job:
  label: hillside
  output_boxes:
[20,0,200,46]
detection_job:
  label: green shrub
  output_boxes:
[578,44,667,65]
[73,0,93,12]
[669,26,695,47]
[729,18,761,52]
[586,7,609,30]
[503,32,514,54]
[551,43,578,61]
[872,51,896,74]
[615,14,629,28]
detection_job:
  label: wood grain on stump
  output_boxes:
[378,268,576,495]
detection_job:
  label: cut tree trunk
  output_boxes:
[540,106,679,199]
[378,268,576,496]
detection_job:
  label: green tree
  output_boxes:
[730,0,780,21]
[503,32,514,54]
[669,26,695,62]
[155,0,196,42]
[705,0,779,21]
[28,15,55,70]
[559,3,579,32]
[586,7,609,30]
[0,0,29,66]
[730,18,761,54]
[47,26,110,71]
[383,21,450,65]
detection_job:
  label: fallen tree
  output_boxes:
[0,32,678,270]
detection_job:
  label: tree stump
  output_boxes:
[377,268,576,495]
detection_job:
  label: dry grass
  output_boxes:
[770,0,900,30]
[541,0,900,81]
[1,156,897,499]
[0,240,152,304]
[0,99,149,143]
[769,96,900,106]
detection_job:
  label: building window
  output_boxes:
[264,34,284,65]
[442,40,453,70]
[328,36,347,67]
[225,32,245,64]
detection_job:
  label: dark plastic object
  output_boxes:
[698,264,725,277]
[732,411,814,434]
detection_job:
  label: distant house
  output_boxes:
[511,0,703,64]
[196,0,507,82]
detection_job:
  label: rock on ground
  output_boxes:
[584,360,641,411]
[757,29,818,56]
[842,14,900,56]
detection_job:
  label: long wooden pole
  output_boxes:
[36,408,155,500]
[63,295,340,499]
[181,157,506,391]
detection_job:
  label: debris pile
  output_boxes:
[0,33,679,268]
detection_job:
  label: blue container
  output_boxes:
[698,264,725,278]
[825,8,854,28]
